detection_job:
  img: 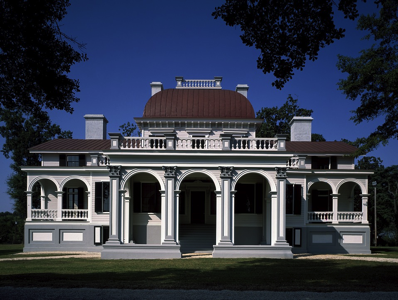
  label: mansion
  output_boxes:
[23,77,372,259]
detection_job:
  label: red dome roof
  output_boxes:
[142,89,255,119]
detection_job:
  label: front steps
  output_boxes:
[179,224,216,254]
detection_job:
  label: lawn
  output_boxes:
[0,244,397,292]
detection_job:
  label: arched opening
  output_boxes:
[308,181,333,222]
[337,182,363,223]
[126,172,162,244]
[234,173,269,245]
[178,172,216,253]
[30,178,58,220]
[62,179,89,220]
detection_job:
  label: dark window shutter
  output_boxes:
[103,182,110,212]
[294,184,302,215]
[133,182,141,213]
[79,154,86,166]
[286,184,293,214]
[256,183,263,214]
[59,154,66,166]
[331,156,337,169]
[78,188,84,209]
[62,188,67,209]
[95,182,102,213]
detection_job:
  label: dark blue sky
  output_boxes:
[0,0,396,212]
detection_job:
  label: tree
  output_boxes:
[356,156,398,245]
[0,0,87,118]
[119,122,138,137]
[337,0,398,155]
[0,109,72,216]
[256,95,325,141]
[0,0,85,215]
[213,0,362,89]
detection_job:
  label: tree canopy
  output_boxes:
[337,0,398,155]
[256,95,325,141]
[213,0,363,89]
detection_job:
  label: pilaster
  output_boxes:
[162,166,178,245]
[331,194,339,224]
[26,191,33,221]
[275,167,289,246]
[360,194,370,224]
[218,166,233,245]
[106,165,121,245]
[55,191,63,221]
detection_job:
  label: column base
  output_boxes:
[102,244,181,259]
[213,245,293,259]
[105,235,121,245]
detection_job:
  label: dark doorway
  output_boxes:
[191,191,205,224]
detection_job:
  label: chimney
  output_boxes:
[150,82,163,96]
[84,114,108,140]
[235,84,249,98]
[289,116,313,141]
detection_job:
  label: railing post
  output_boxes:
[164,133,176,150]
[276,134,288,151]
[220,134,232,151]
[108,132,123,150]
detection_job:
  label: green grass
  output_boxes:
[0,244,84,259]
[0,244,397,292]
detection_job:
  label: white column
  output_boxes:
[263,196,271,245]
[56,191,63,221]
[218,167,233,245]
[86,191,91,222]
[360,194,370,224]
[332,194,339,224]
[231,190,236,244]
[215,190,222,244]
[175,191,180,244]
[106,166,121,245]
[275,168,289,246]
[26,191,33,221]
[270,192,277,245]
[40,185,45,209]
[119,190,126,244]
[162,166,178,245]
[124,196,131,243]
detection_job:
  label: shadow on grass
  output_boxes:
[0,258,397,292]
[0,244,23,257]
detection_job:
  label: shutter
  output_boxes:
[103,182,110,212]
[79,154,86,166]
[331,156,337,169]
[255,183,263,214]
[286,184,293,214]
[62,188,67,209]
[133,182,141,212]
[95,182,102,213]
[59,154,66,166]
[78,188,84,209]
[294,184,302,215]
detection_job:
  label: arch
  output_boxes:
[176,169,221,191]
[232,169,276,192]
[121,169,165,190]
[60,175,90,191]
[28,176,60,192]
[336,178,367,195]
[307,178,336,194]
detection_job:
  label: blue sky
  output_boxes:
[0,0,396,212]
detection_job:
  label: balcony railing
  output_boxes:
[119,137,279,151]
[308,211,363,223]
[30,209,88,220]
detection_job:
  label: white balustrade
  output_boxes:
[286,157,299,168]
[308,212,334,222]
[31,209,57,219]
[231,138,278,151]
[176,138,222,150]
[180,79,218,88]
[61,209,89,220]
[338,212,363,222]
[120,137,166,150]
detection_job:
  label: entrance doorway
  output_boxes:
[191,191,205,224]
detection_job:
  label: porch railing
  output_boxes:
[120,137,166,149]
[308,211,363,223]
[31,209,57,219]
[176,138,222,150]
[62,209,89,219]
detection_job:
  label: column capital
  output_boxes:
[163,166,177,177]
[275,167,287,179]
[108,165,121,177]
[219,166,233,178]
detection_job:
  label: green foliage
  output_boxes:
[119,122,138,137]
[311,133,326,142]
[0,212,24,244]
[256,95,325,141]
[356,156,398,245]
[213,0,363,89]
[337,0,398,155]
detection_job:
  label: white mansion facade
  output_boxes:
[23,77,372,259]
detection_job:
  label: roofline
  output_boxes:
[134,117,263,123]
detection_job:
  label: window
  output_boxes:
[133,182,161,213]
[235,183,263,214]
[95,182,110,213]
[62,187,84,209]
[311,156,337,169]
[286,184,302,215]
[59,154,86,167]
